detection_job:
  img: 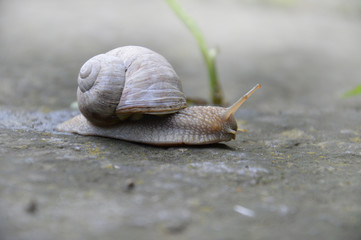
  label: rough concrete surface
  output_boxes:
[1,0,361,240]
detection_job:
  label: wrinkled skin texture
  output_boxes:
[56,106,238,146]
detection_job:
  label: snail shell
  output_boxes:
[77,46,186,126]
[56,46,260,145]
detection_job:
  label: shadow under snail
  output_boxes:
[56,46,260,146]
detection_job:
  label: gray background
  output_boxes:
[1,0,361,239]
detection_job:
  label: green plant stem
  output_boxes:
[343,84,361,98]
[165,0,224,105]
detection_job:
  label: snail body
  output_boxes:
[56,46,260,146]
[57,106,236,146]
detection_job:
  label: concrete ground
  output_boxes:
[0,0,360,239]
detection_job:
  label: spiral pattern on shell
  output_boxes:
[77,46,187,126]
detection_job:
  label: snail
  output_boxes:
[56,46,260,146]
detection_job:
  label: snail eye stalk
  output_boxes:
[222,84,261,121]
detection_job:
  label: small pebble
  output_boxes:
[25,200,38,215]
[124,178,135,192]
